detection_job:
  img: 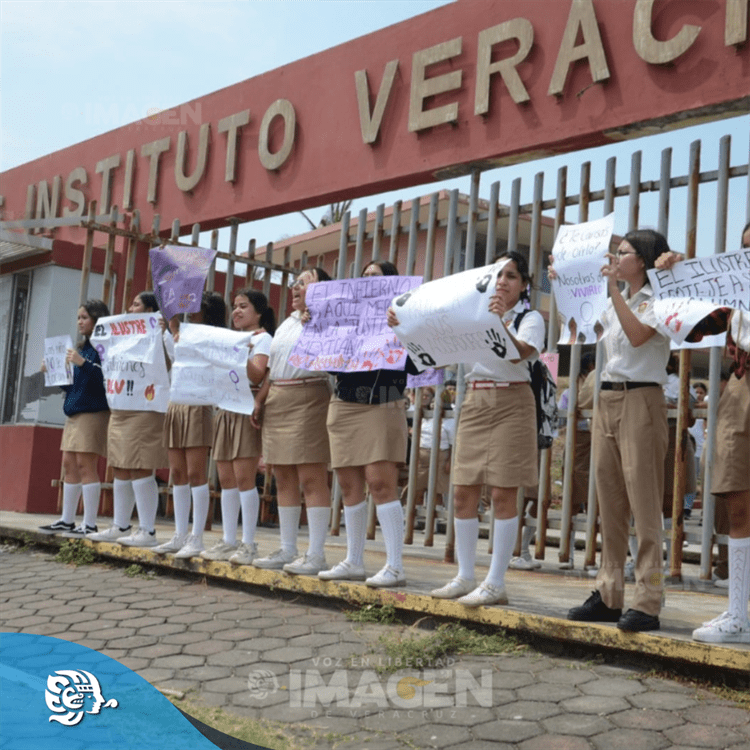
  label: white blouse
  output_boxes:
[268,312,326,382]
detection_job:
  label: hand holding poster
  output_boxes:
[149,244,217,321]
[550,213,614,345]
[91,313,170,412]
[389,261,519,371]
[289,275,422,372]
[170,323,255,414]
[43,335,74,387]
[646,248,750,344]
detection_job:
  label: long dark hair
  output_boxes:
[79,299,110,348]
[201,291,227,328]
[234,288,276,335]
[495,251,532,302]
[306,266,332,282]
[623,229,669,272]
[136,291,159,312]
[361,260,398,277]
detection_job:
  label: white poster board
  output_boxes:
[170,323,255,415]
[550,213,614,344]
[91,313,170,412]
[43,335,74,387]
[391,260,519,371]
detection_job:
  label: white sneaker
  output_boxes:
[430,576,476,599]
[365,565,406,588]
[693,613,750,644]
[252,548,298,570]
[229,542,258,565]
[509,552,541,570]
[173,534,204,559]
[284,554,328,576]
[714,577,729,589]
[152,532,189,555]
[61,524,98,539]
[318,560,366,581]
[457,581,508,608]
[89,524,132,542]
[200,541,238,561]
[702,610,731,628]
[118,527,158,548]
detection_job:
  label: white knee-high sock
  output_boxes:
[191,483,210,541]
[376,500,404,571]
[344,501,367,568]
[61,482,82,524]
[221,488,240,544]
[454,517,479,581]
[306,506,330,559]
[239,488,259,546]
[728,536,750,623]
[172,484,191,537]
[278,505,301,554]
[81,482,101,528]
[485,516,517,588]
[132,475,159,533]
[113,479,135,529]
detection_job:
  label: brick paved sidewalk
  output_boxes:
[2,545,749,750]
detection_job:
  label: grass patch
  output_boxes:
[345,602,398,624]
[54,539,97,566]
[166,698,311,750]
[124,563,156,579]
[372,622,524,674]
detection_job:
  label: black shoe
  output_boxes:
[37,520,75,535]
[567,590,622,622]
[617,608,660,632]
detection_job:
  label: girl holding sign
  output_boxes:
[38,300,110,537]
[426,253,546,606]
[192,289,274,562]
[153,292,227,557]
[562,229,671,632]
[251,268,333,574]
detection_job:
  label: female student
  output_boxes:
[193,289,274,561]
[250,268,333,574]
[152,292,227,556]
[563,229,672,632]
[39,299,110,537]
[426,252,546,606]
[90,292,170,546]
[320,260,417,588]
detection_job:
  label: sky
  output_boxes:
[1,0,748,258]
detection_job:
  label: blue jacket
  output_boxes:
[61,340,109,417]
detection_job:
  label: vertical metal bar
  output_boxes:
[372,203,384,262]
[225,222,238,308]
[143,214,161,296]
[404,388,424,545]
[191,223,201,246]
[101,205,117,309]
[78,201,96,309]
[121,208,138,314]
[353,207,367,277]
[658,148,672,237]
[528,172,544,308]
[262,242,273,298]
[508,178,521,253]
[444,362,466,564]
[388,200,402,266]
[405,197,421,276]
[485,181,500,265]
[337,211,351,280]
[466,171,480,268]
[206,229,219,293]
[444,190,459,278]
[701,135,731,579]
[628,150,642,232]
[278,247,292,324]
[424,396,446,547]
[422,192,439,282]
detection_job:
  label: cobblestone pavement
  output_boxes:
[2,545,749,750]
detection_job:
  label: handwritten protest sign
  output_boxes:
[550,213,614,345]
[289,276,422,372]
[540,353,559,384]
[407,368,444,389]
[169,323,255,414]
[91,313,170,412]
[646,248,750,345]
[43,336,74,387]
[150,244,217,321]
[390,261,520,371]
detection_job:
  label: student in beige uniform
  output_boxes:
[192,289,274,562]
[251,268,333,574]
[153,292,226,556]
[426,252,546,606]
[563,229,671,632]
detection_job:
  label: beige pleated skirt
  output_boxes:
[453,383,538,488]
[163,403,213,449]
[212,409,260,461]
[263,380,331,465]
[60,411,109,456]
[327,397,408,469]
[107,410,168,470]
[712,372,750,494]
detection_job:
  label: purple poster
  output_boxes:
[149,245,217,321]
[407,368,444,389]
[289,275,422,372]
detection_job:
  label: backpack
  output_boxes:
[514,311,558,449]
